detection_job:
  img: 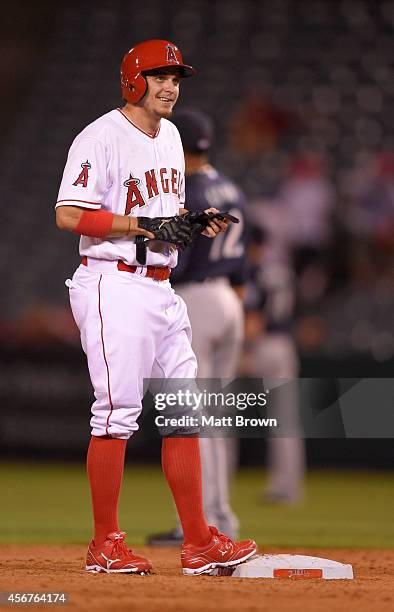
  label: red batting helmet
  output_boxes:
[120,39,196,103]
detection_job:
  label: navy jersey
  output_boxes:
[245,262,295,334]
[172,165,249,285]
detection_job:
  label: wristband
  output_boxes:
[74,210,114,238]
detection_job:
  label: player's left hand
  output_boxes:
[182,208,238,240]
[202,207,229,237]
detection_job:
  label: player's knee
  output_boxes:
[91,405,141,439]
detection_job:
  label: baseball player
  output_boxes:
[148,109,249,545]
[55,39,256,576]
[245,224,305,503]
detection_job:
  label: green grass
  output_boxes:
[0,463,393,548]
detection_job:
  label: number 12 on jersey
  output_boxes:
[209,208,245,261]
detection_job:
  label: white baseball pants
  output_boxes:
[66,259,197,439]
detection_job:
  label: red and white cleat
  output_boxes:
[85,531,152,574]
[181,526,257,576]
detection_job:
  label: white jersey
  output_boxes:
[56,108,185,267]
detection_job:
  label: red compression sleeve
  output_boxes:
[74,210,115,238]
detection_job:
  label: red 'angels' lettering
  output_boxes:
[145,169,159,198]
[160,168,169,193]
[73,160,91,187]
[166,44,178,64]
[123,168,182,215]
[171,168,178,194]
[124,174,146,214]
[124,168,180,214]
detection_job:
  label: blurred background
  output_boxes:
[0,0,393,545]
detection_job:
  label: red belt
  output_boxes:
[81,256,171,281]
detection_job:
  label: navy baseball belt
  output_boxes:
[81,256,171,281]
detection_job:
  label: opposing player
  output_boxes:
[148,109,249,545]
[55,39,256,576]
[245,224,305,503]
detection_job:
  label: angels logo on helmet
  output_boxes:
[166,44,179,64]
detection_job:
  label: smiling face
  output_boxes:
[141,69,180,120]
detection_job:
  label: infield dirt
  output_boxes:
[1,546,393,611]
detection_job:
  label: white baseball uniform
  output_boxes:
[56,108,197,439]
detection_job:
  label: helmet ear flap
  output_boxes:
[121,72,147,103]
[133,73,148,102]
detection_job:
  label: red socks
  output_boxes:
[162,437,211,546]
[87,435,211,548]
[87,436,127,545]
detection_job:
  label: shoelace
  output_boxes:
[110,534,134,558]
[210,526,233,551]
